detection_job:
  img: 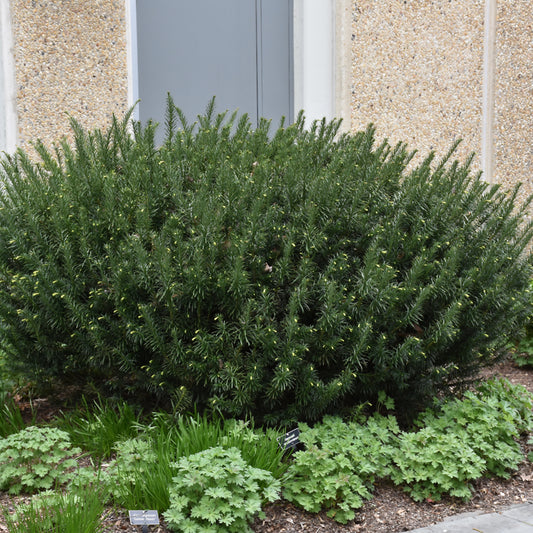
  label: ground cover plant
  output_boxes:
[283,378,533,522]
[282,411,400,523]
[0,99,531,424]
[0,402,289,531]
[0,426,80,495]
[0,376,531,530]
[163,446,281,533]
[390,378,533,503]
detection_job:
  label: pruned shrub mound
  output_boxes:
[0,98,531,423]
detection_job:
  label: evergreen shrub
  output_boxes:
[0,97,531,422]
[511,279,533,366]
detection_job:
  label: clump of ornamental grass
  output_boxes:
[3,485,106,533]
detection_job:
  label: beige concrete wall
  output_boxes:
[493,0,533,206]
[351,0,485,172]
[350,0,532,213]
[10,0,128,150]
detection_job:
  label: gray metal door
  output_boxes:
[135,0,293,136]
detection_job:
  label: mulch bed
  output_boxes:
[1,358,532,532]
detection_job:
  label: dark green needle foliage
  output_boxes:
[0,96,531,423]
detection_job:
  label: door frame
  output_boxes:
[0,0,17,154]
[125,0,351,129]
